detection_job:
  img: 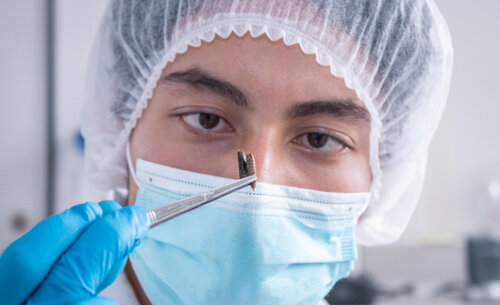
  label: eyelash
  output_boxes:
[178,112,233,135]
[293,132,349,155]
[178,111,350,155]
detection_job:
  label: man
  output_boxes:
[0,1,452,304]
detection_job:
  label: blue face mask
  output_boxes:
[129,158,370,305]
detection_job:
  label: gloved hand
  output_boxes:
[0,201,149,305]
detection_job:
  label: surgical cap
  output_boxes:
[82,0,453,245]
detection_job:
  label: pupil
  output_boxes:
[199,113,220,129]
[307,133,328,148]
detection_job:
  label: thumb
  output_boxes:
[27,206,149,304]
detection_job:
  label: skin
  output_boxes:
[128,34,371,198]
[126,33,372,303]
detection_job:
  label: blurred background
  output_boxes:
[0,1,499,304]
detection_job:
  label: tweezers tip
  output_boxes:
[237,149,257,190]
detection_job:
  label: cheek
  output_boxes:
[336,157,372,192]
[144,146,239,178]
[293,157,372,193]
[329,149,372,192]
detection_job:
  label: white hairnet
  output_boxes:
[82,0,453,245]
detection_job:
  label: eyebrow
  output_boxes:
[287,100,370,122]
[164,68,249,107]
[164,67,370,122]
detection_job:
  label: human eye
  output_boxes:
[294,132,349,155]
[180,112,233,134]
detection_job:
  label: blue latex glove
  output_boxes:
[0,201,149,305]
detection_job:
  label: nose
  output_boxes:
[238,132,293,187]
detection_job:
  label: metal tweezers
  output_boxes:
[146,175,257,228]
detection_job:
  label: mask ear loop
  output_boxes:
[126,140,142,188]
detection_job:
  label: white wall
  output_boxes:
[401,0,500,245]
[0,0,109,251]
[0,1,47,251]
[362,0,500,286]
[54,0,109,212]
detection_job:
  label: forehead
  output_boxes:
[163,34,365,109]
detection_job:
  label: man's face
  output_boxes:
[128,34,371,203]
